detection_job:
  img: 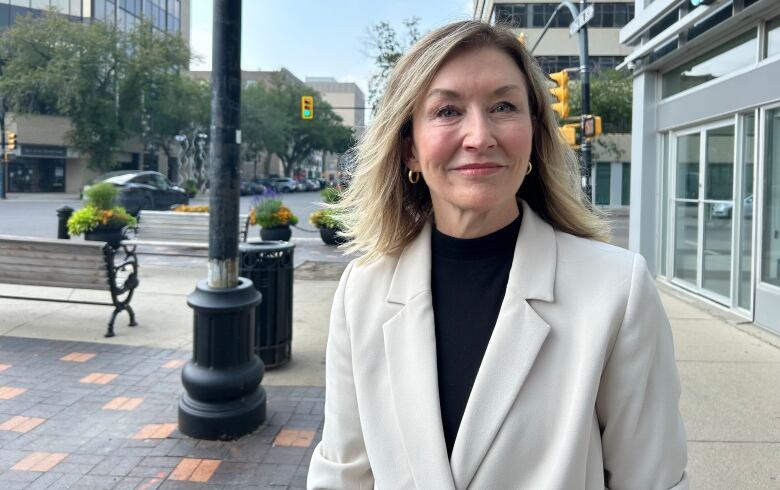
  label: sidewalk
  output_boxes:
[1,250,779,488]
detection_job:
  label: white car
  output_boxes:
[712,195,753,219]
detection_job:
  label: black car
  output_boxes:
[84,170,189,215]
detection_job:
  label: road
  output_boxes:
[0,192,630,248]
[0,191,328,240]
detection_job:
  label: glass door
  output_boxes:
[702,125,735,300]
[671,122,737,304]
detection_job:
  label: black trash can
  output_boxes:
[239,240,295,368]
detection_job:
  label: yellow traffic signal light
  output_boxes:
[5,132,17,152]
[559,124,577,146]
[301,95,314,120]
[549,71,570,119]
[582,115,602,138]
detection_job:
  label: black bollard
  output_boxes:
[57,206,74,239]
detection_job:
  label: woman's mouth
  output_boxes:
[453,163,504,176]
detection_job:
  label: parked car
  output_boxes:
[712,194,753,219]
[306,179,322,191]
[83,170,189,215]
[240,178,253,196]
[241,178,267,195]
[270,177,299,193]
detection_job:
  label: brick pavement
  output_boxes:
[0,337,323,489]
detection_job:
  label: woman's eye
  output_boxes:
[494,102,517,113]
[435,106,459,118]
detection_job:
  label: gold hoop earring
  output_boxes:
[526,162,533,176]
[408,169,420,184]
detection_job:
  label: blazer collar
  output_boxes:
[385,200,557,305]
[382,200,557,490]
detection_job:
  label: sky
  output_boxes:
[189,0,475,98]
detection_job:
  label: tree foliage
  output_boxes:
[241,74,354,177]
[569,69,633,134]
[365,17,421,114]
[0,10,191,171]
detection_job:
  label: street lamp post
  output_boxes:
[178,0,267,441]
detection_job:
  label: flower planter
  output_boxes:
[84,226,126,248]
[319,226,344,246]
[260,225,292,241]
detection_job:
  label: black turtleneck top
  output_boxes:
[431,213,522,457]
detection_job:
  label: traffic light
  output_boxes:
[582,115,602,138]
[301,95,314,120]
[5,132,17,152]
[548,71,570,119]
[559,124,577,147]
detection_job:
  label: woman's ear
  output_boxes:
[403,137,420,171]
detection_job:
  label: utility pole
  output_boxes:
[530,0,593,199]
[179,0,266,441]
[578,0,592,200]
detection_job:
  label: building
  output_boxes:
[305,77,365,181]
[619,0,780,334]
[473,0,635,208]
[0,0,189,193]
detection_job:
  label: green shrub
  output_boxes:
[320,186,342,204]
[309,209,341,229]
[66,206,137,236]
[250,198,298,228]
[85,182,118,210]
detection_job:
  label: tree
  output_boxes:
[241,74,354,177]
[0,11,192,172]
[364,17,421,114]
[569,69,632,134]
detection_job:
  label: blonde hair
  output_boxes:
[337,21,610,263]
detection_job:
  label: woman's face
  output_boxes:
[407,46,534,227]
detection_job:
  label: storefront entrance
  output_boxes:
[664,113,756,315]
[8,157,66,193]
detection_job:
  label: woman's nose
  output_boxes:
[462,111,497,152]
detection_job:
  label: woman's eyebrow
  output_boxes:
[425,84,524,100]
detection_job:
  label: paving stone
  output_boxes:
[0,337,325,488]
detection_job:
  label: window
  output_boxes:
[494,3,631,29]
[50,0,68,13]
[662,29,757,98]
[766,15,780,59]
[762,108,780,288]
[595,163,611,205]
[621,162,630,206]
[30,0,48,9]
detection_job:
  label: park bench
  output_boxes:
[122,210,250,250]
[0,236,139,337]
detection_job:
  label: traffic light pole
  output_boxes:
[578,0,593,201]
[530,0,592,200]
[1,97,6,200]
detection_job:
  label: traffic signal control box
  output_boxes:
[301,96,314,120]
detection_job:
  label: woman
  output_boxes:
[308,21,687,490]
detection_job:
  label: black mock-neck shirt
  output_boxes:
[431,213,522,457]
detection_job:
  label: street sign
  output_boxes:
[569,5,594,35]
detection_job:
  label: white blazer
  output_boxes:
[308,201,688,490]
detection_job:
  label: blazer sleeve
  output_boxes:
[596,254,689,490]
[307,261,375,490]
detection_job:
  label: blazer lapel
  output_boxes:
[383,223,456,490]
[449,201,557,489]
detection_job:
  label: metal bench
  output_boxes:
[123,210,250,250]
[0,236,139,337]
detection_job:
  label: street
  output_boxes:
[0,193,630,248]
[0,191,329,241]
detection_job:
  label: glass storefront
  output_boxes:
[8,158,66,192]
[662,112,759,314]
[762,108,780,288]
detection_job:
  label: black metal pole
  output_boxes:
[578,0,592,201]
[1,100,6,200]
[179,0,266,441]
